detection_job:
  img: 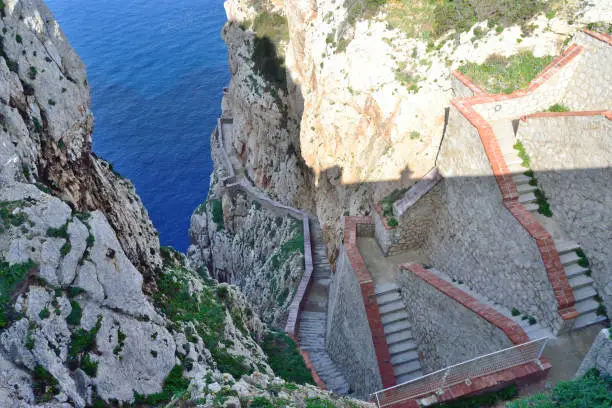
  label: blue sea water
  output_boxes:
[45,0,230,251]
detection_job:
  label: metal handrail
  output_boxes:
[372,337,548,408]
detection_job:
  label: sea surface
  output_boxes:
[45,0,230,251]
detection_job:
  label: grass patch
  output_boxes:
[39,307,50,319]
[546,103,570,112]
[387,217,399,227]
[394,61,421,93]
[252,12,289,90]
[209,199,224,230]
[47,222,69,239]
[81,354,98,377]
[32,365,60,403]
[250,397,275,408]
[0,258,36,328]
[507,369,611,408]
[513,141,531,168]
[575,249,590,268]
[438,384,518,407]
[458,52,554,94]
[261,330,314,385]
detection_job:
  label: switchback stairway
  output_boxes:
[493,120,606,330]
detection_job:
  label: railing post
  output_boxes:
[375,392,381,408]
[537,337,548,360]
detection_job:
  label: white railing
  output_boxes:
[372,338,548,408]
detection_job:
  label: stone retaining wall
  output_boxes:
[518,113,612,316]
[326,244,383,398]
[562,31,612,110]
[343,216,396,388]
[397,264,523,372]
[423,105,561,330]
[373,169,443,256]
[575,328,612,378]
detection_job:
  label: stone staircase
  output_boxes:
[493,120,606,330]
[297,220,349,395]
[553,240,607,329]
[374,283,424,384]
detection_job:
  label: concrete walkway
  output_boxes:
[356,237,428,284]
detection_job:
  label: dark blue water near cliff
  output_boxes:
[45,0,229,251]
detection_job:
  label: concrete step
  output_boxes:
[560,252,580,267]
[508,162,527,173]
[377,291,402,306]
[396,371,424,385]
[569,275,594,290]
[513,174,532,186]
[386,330,414,346]
[375,283,399,296]
[517,184,537,194]
[519,192,537,204]
[554,240,580,255]
[573,286,597,302]
[565,264,590,278]
[390,350,419,366]
[389,339,417,355]
[393,360,422,376]
[301,311,326,319]
[379,301,405,315]
[384,320,411,335]
[381,310,410,325]
[524,203,539,212]
[574,298,599,315]
[573,311,607,330]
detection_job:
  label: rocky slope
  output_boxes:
[206,0,611,263]
[0,1,372,407]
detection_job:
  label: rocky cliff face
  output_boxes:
[211,0,610,262]
[0,1,371,407]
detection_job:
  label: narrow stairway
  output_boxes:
[374,283,424,384]
[297,220,349,394]
[493,120,606,330]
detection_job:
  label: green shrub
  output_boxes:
[458,52,554,95]
[546,103,570,112]
[534,189,553,217]
[507,369,611,408]
[250,397,275,408]
[39,307,50,319]
[60,241,71,257]
[68,315,102,368]
[511,307,520,316]
[269,218,304,270]
[380,187,410,216]
[0,258,36,328]
[66,300,82,326]
[432,0,548,37]
[68,286,85,298]
[15,34,22,43]
[134,365,190,405]
[32,365,59,403]
[387,217,399,227]
[209,199,224,230]
[261,330,314,385]
[305,397,336,408]
[513,141,531,168]
[81,354,98,377]
[47,223,69,239]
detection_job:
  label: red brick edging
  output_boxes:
[344,216,397,388]
[449,41,587,322]
[452,70,487,95]
[402,263,530,344]
[584,29,612,45]
[521,110,612,121]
